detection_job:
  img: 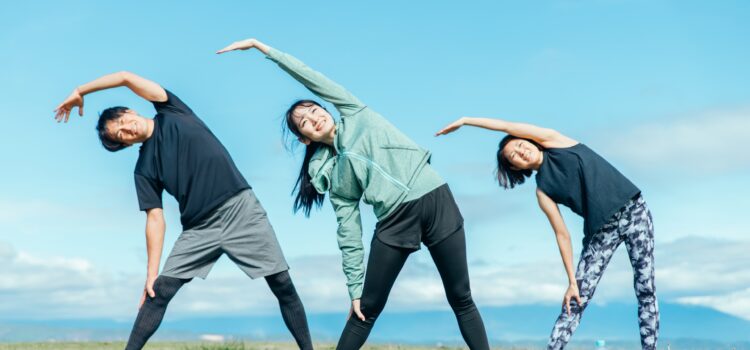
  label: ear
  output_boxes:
[298,137,311,146]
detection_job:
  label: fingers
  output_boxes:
[64,109,71,123]
[138,291,146,309]
[352,300,365,321]
[216,43,236,54]
[436,127,452,136]
[78,106,84,117]
[354,306,365,321]
[575,294,582,307]
[147,283,156,298]
[435,123,460,136]
[346,307,353,321]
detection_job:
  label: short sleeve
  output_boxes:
[152,89,195,116]
[135,173,163,211]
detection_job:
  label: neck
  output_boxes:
[320,127,336,147]
[144,118,155,140]
[530,151,544,170]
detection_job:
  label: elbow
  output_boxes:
[118,71,135,84]
[554,230,571,240]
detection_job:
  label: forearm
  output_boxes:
[247,38,270,55]
[76,72,129,96]
[265,47,365,116]
[338,224,365,300]
[554,232,577,285]
[144,215,165,277]
[462,117,555,141]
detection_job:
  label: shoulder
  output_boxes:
[540,130,578,149]
[152,89,194,114]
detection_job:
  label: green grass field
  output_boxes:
[0,342,481,350]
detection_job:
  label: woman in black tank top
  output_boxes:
[437,117,659,350]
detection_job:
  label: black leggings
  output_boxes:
[336,229,489,350]
[124,271,312,350]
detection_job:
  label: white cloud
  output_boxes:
[677,288,750,321]
[1,236,749,320]
[595,106,750,173]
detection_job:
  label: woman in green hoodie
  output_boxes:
[217,38,490,350]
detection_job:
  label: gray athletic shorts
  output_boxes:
[160,189,289,280]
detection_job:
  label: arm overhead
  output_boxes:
[436,117,577,149]
[54,71,167,123]
[217,38,365,116]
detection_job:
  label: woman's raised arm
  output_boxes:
[217,38,365,117]
[436,117,576,149]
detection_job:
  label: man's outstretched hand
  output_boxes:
[54,88,84,123]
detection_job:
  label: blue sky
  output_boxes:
[0,0,749,325]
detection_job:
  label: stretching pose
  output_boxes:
[437,118,658,349]
[53,74,312,350]
[217,39,490,350]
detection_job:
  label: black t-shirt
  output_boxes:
[134,90,250,229]
[535,143,640,246]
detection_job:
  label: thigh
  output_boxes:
[161,223,223,280]
[622,202,656,292]
[575,222,624,300]
[222,190,289,278]
[359,238,412,316]
[427,228,470,299]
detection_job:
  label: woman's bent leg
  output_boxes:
[547,225,623,350]
[336,238,411,350]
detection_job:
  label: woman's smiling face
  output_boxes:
[502,138,543,170]
[291,103,336,144]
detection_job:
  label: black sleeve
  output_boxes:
[152,89,195,116]
[135,173,163,211]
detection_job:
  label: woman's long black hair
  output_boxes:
[496,134,543,189]
[284,100,329,216]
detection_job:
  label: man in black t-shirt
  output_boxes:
[55,71,313,350]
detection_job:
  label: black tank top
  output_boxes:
[535,144,640,245]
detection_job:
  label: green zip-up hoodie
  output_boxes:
[267,48,445,300]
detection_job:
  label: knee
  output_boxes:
[151,276,189,305]
[446,286,475,314]
[634,279,656,300]
[266,271,299,303]
[358,296,386,323]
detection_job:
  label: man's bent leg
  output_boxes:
[125,276,191,350]
[265,271,313,350]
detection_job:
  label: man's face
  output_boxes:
[104,110,151,145]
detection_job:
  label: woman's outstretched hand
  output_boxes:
[435,117,467,136]
[563,283,582,316]
[347,299,366,321]
[216,38,270,55]
[54,88,84,123]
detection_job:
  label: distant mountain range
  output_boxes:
[1,303,748,349]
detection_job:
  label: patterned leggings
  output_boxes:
[548,195,659,350]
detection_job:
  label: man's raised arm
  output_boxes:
[54,71,167,123]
